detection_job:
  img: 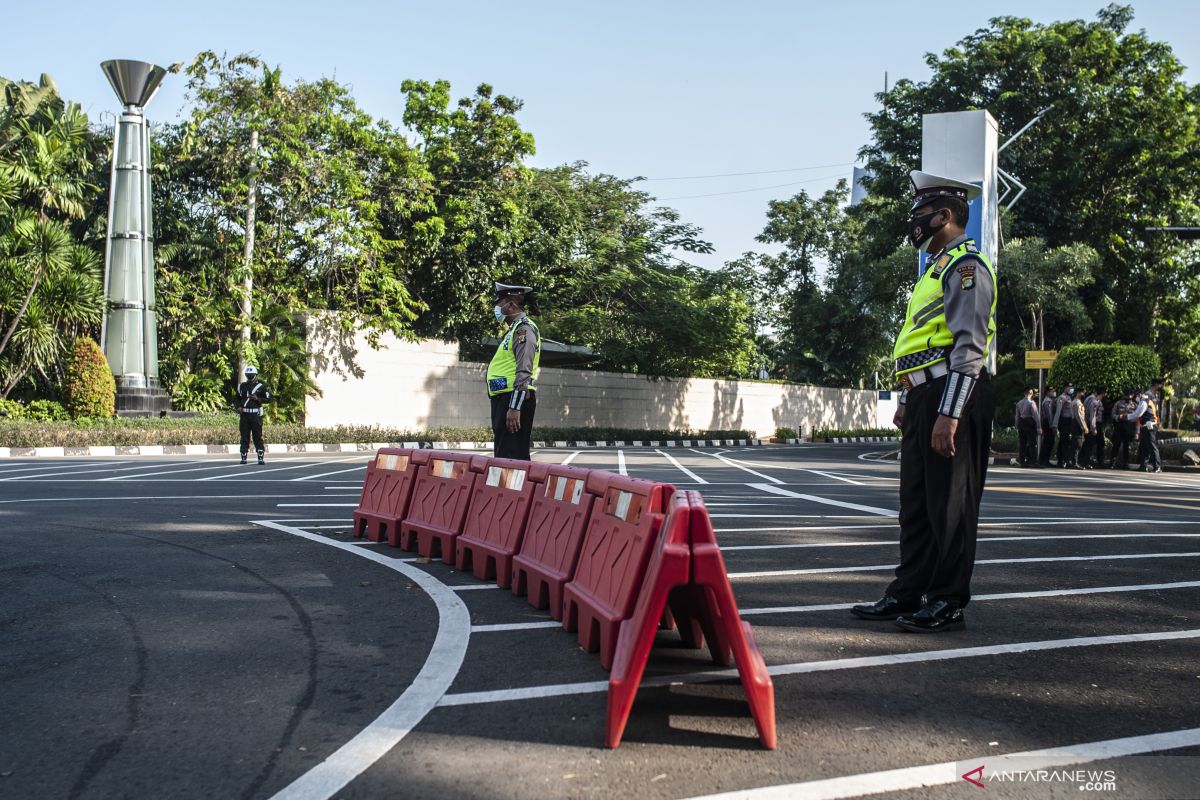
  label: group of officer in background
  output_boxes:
[1014,378,1166,472]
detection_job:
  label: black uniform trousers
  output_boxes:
[1137,426,1160,470]
[1110,421,1135,468]
[239,412,265,455]
[1017,417,1038,465]
[886,372,994,608]
[491,392,537,461]
[1080,424,1106,467]
[1038,419,1056,466]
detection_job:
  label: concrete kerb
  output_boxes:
[0,439,766,459]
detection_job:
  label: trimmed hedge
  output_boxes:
[1047,344,1159,395]
[66,338,116,419]
[813,427,899,439]
[0,417,752,448]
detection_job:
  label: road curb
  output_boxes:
[0,438,765,458]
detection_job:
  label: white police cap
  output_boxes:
[494,282,533,298]
[910,170,982,212]
[245,365,258,375]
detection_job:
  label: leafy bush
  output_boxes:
[0,419,753,448]
[1047,344,1160,395]
[66,338,115,418]
[169,370,228,414]
[775,426,798,439]
[0,399,25,419]
[991,426,1018,453]
[812,427,899,439]
[24,400,70,421]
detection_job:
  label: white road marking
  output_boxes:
[0,493,347,505]
[254,520,468,800]
[712,518,1200,534]
[560,450,582,465]
[450,584,502,591]
[293,464,369,481]
[5,460,205,481]
[654,449,709,484]
[617,450,627,476]
[747,484,896,516]
[688,449,783,484]
[472,621,562,633]
[436,628,1200,707]
[0,460,125,477]
[721,532,1200,551]
[100,459,290,481]
[276,503,359,508]
[202,456,360,481]
[727,551,1200,579]
[802,469,866,486]
[682,727,1200,800]
[739,580,1200,616]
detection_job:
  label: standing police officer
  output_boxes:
[236,365,271,465]
[852,171,996,633]
[486,283,541,460]
[1015,387,1040,467]
[1038,385,1057,467]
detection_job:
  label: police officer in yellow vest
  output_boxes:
[486,282,541,460]
[852,171,997,633]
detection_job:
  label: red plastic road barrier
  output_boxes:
[455,458,546,587]
[606,490,776,749]
[395,450,478,562]
[353,448,417,543]
[562,473,674,669]
[511,465,597,620]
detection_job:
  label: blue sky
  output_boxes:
[4,1,1197,269]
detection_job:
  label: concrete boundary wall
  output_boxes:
[305,328,887,437]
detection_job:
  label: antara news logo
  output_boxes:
[959,762,1118,792]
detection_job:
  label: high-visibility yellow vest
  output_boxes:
[486,317,541,396]
[892,240,996,375]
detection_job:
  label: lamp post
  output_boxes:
[99,59,171,415]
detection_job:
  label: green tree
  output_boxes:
[998,238,1099,355]
[858,4,1200,369]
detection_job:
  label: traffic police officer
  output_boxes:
[853,171,996,633]
[236,365,271,465]
[486,283,541,460]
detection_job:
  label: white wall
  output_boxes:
[305,326,887,437]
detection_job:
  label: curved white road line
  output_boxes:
[253,520,470,800]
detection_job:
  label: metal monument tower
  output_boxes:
[99,59,171,414]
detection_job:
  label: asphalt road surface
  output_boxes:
[2,445,1198,800]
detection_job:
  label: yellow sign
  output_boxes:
[1025,350,1058,369]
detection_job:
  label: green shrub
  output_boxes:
[66,338,115,418]
[775,426,798,439]
[1047,344,1160,395]
[25,399,70,422]
[991,426,1018,453]
[0,399,25,419]
[812,427,899,439]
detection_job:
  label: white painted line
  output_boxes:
[714,519,1200,534]
[202,456,360,481]
[721,532,1200,551]
[739,580,1200,616]
[4,460,204,481]
[294,464,369,481]
[560,450,582,465]
[617,449,627,476]
[276,503,359,508]
[0,460,125,477]
[437,628,1200,707]
[683,727,1200,800]
[748,483,896,517]
[0,494,352,505]
[728,551,1200,579]
[449,584,502,591]
[688,449,783,484]
[802,469,866,486]
[654,449,708,484]
[472,621,562,633]
[255,520,469,800]
[100,459,282,481]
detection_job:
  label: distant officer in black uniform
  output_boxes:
[852,171,996,633]
[236,365,271,465]
[1038,385,1057,467]
[1015,387,1040,467]
[485,283,541,460]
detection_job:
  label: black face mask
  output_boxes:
[908,209,945,251]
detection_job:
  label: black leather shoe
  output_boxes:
[895,600,965,633]
[851,595,921,620]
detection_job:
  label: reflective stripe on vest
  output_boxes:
[892,240,997,375]
[486,318,541,397]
